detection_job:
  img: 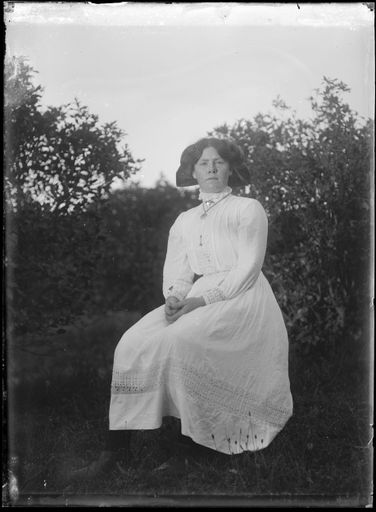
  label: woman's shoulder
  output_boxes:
[171,204,201,228]
[228,196,268,226]
[181,203,203,218]
[229,195,266,212]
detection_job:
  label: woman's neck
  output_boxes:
[199,186,232,203]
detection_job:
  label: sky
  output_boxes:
[5,3,374,188]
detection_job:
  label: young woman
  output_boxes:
[73,137,293,479]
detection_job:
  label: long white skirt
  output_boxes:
[109,272,293,455]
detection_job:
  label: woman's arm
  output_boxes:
[202,199,268,304]
[162,214,195,302]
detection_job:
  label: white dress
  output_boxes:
[109,190,293,455]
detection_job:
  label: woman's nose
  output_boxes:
[208,162,217,173]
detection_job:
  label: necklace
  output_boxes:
[200,192,231,219]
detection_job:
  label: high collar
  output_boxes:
[198,186,232,203]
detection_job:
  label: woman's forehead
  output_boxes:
[198,146,222,159]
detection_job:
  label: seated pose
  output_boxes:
[73,137,293,479]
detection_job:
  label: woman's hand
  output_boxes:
[166,296,205,323]
[165,296,182,323]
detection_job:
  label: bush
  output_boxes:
[5,62,371,360]
[210,77,372,352]
[4,56,142,340]
[6,182,198,339]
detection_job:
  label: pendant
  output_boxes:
[200,192,231,220]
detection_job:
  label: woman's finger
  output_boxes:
[168,309,185,322]
[166,305,180,316]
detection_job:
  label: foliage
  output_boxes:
[4,56,141,213]
[4,56,142,338]
[210,77,372,350]
[7,183,197,338]
[5,60,372,356]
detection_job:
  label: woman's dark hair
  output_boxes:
[176,137,250,187]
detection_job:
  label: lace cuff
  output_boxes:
[203,288,226,305]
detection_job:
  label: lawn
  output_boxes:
[4,311,372,507]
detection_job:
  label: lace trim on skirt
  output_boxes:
[111,357,290,428]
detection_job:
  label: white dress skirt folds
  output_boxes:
[110,191,293,454]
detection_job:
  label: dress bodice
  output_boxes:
[163,194,268,305]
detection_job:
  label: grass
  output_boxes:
[4,311,372,507]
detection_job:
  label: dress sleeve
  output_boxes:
[163,214,195,301]
[202,200,268,304]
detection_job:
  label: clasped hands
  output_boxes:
[165,296,205,323]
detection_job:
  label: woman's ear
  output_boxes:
[192,168,197,180]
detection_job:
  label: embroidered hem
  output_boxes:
[111,357,290,428]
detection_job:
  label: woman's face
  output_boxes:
[192,146,232,193]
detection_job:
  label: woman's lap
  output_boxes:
[113,281,286,373]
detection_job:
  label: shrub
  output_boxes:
[211,77,371,351]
